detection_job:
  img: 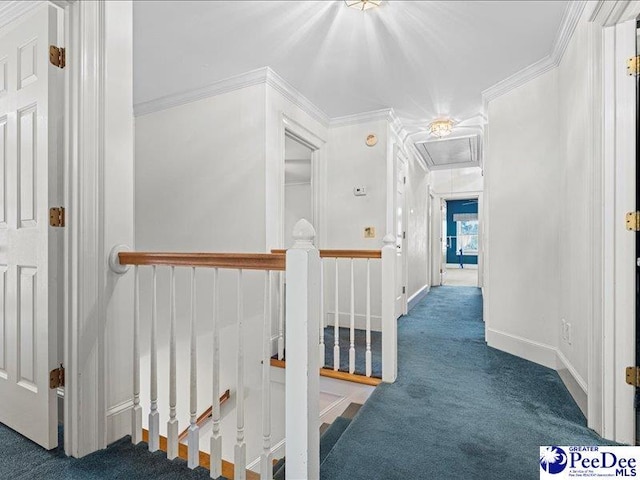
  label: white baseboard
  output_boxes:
[556,349,588,417]
[106,399,133,445]
[408,284,430,311]
[485,328,556,369]
[247,438,286,472]
[486,328,589,417]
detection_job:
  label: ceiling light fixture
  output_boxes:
[345,0,382,11]
[429,119,454,138]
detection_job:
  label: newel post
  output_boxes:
[285,219,320,480]
[381,234,398,383]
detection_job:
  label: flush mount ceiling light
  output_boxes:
[429,119,454,138]
[345,0,382,11]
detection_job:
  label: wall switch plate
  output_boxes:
[566,323,572,345]
[364,227,375,238]
[561,319,566,340]
[354,186,367,196]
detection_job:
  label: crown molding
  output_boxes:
[134,67,270,117]
[265,68,330,126]
[482,0,587,105]
[329,108,395,127]
[134,66,331,126]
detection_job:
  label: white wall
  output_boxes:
[485,67,561,368]
[556,12,591,411]
[484,9,596,416]
[430,167,483,196]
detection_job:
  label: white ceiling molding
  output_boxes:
[329,108,396,128]
[134,65,330,126]
[134,67,270,117]
[265,68,330,126]
[481,0,587,105]
[0,0,43,30]
[590,0,640,26]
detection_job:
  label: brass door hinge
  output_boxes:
[628,56,640,76]
[49,364,65,389]
[49,207,65,227]
[626,211,640,231]
[49,45,65,69]
[626,366,640,387]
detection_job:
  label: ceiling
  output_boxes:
[134,0,568,141]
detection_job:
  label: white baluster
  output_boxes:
[210,268,222,479]
[382,234,398,383]
[349,258,355,374]
[260,271,273,480]
[319,259,325,368]
[278,272,285,360]
[188,267,199,469]
[333,258,340,371]
[365,259,372,377]
[235,270,247,480]
[149,266,159,452]
[132,266,142,444]
[167,266,178,459]
[285,219,320,480]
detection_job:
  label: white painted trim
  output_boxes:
[265,68,330,126]
[556,350,588,417]
[485,328,557,370]
[330,108,395,127]
[247,438,286,472]
[0,0,42,29]
[134,66,331,127]
[106,399,133,446]
[407,284,429,312]
[481,1,587,104]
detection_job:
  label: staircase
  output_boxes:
[272,403,363,480]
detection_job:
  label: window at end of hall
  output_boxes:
[457,220,478,255]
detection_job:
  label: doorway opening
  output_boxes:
[443,198,479,287]
[284,134,315,247]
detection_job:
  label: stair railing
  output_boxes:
[272,232,398,383]
[118,250,286,479]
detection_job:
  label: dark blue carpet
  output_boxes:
[0,425,215,479]
[323,326,382,378]
[319,286,617,480]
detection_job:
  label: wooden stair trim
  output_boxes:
[141,429,259,480]
[177,389,231,442]
[270,358,382,386]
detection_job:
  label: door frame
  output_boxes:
[276,114,325,249]
[589,1,639,444]
[432,191,483,287]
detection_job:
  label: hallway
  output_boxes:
[319,286,614,480]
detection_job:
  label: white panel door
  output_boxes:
[395,153,407,318]
[0,4,62,450]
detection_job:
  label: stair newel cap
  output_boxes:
[292,219,316,248]
[383,234,395,246]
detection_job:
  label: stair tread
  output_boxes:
[273,416,353,479]
[340,403,363,420]
[320,416,352,464]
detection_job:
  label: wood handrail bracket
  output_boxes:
[177,389,231,442]
[119,252,285,270]
[271,249,382,259]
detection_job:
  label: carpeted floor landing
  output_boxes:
[319,286,617,480]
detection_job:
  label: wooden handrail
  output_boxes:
[118,252,285,270]
[271,249,381,259]
[177,389,231,442]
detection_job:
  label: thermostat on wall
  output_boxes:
[354,186,367,196]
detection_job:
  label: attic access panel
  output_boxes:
[415,135,480,170]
